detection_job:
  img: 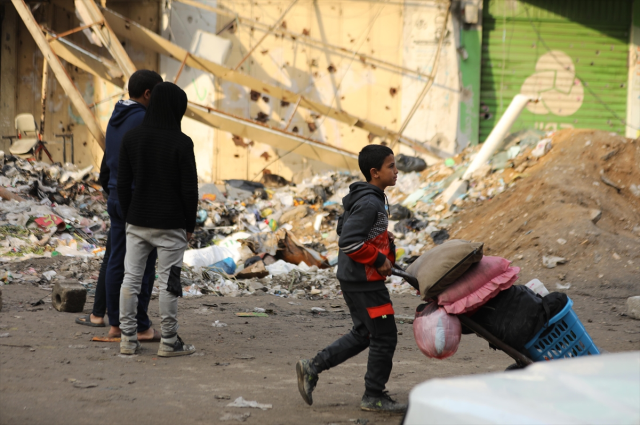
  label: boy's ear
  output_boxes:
[369,167,378,180]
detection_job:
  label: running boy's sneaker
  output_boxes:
[296,359,319,405]
[157,335,196,357]
[360,392,407,413]
[120,334,141,355]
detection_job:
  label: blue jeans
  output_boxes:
[106,196,157,332]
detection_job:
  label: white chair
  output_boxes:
[2,113,53,161]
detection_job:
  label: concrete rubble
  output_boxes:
[4,128,636,304]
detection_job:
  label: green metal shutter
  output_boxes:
[480,0,632,141]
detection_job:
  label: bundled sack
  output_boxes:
[406,239,484,300]
[438,256,520,314]
[463,285,568,353]
[413,302,461,360]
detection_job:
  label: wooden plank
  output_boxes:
[12,0,105,149]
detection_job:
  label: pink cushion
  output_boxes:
[439,266,520,314]
[438,256,511,304]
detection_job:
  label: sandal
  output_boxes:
[75,314,106,327]
[139,328,161,343]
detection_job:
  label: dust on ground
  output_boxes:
[1,262,639,425]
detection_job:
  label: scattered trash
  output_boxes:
[212,321,228,327]
[0,333,10,338]
[72,382,98,389]
[311,307,326,312]
[235,354,255,360]
[236,312,268,317]
[542,255,567,269]
[555,282,572,290]
[219,412,251,422]
[396,154,427,173]
[226,396,272,410]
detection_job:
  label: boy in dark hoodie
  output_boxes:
[117,82,198,357]
[296,145,406,413]
[103,70,163,340]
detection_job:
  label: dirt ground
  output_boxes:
[1,267,639,425]
[453,129,640,299]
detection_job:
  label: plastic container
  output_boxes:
[525,278,550,296]
[525,297,600,361]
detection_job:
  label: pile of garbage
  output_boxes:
[0,153,108,261]
[0,128,556,300]
[173,129,553,299]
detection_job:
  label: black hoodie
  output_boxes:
[336,181,395,291]
[117,82,198,233]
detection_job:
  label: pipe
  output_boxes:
[462,94,535,181]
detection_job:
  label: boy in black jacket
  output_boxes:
[296,145,406,413]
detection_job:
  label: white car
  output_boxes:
[403,351,640,425]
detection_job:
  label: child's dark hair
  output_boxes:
[358,144,394,181]
[128,70,163,98]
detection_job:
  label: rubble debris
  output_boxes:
[542,255,567,269]
[52,280,87,312]
[227,396,272,410]
[627,296,640,320]
[396,154,427,173]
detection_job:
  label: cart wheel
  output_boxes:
[505,363,526,371]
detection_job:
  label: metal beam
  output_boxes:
[234,0,299,70]
[12,0,105,149]
[47,31,125,88]
[185,102,359,170]
[176,0,428,79]
[101,6,415,146]
[78,0,136,79]
[45,2,359,168]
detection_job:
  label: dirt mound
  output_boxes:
[452,129,640,298]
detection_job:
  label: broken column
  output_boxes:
[52,280,86,313]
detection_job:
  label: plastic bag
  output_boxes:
[413,302,461,360]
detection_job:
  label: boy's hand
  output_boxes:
[187,232,193,241]
[388,231,395,244]
[377,258,392,276]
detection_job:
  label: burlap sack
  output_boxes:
[406,239,484,300]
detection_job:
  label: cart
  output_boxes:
[391,268,599,369]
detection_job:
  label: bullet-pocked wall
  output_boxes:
[160,0,461,183]
[1,0,160,169]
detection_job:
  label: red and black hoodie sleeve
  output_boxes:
[338,198,389,268]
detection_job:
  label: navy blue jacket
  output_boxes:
[104,100,146,197]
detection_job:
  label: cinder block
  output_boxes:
[52,280,86,313]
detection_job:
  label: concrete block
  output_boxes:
[589,209,602,224]
[627,296,640,320]
[52,280,86,313]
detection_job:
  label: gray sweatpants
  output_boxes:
[119,224,187,337]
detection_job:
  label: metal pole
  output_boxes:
[234,0,300,71]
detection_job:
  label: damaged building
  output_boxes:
[0,0,638,182]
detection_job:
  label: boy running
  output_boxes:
[296,145,406,413]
